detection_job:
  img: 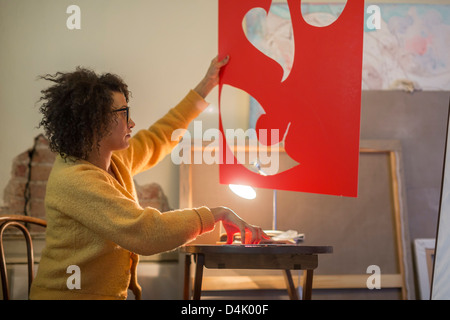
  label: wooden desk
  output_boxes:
[180,244,333,300]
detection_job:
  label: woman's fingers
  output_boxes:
[242,226,269,244]
[212,206,270,244]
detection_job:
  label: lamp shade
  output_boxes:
[229,184,256,200]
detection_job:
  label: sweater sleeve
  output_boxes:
[114,90,209,176]
[46,161,215,256]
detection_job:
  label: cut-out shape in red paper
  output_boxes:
[218,0,365,197]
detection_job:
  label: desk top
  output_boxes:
[180,244,333,255]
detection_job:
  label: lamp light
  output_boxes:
[228,184,256,200]
[228,160,279,230]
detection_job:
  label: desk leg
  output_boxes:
[302,269,314,300]
[183,254,191,300]
[192,253,205,300]
[283,270,299,300]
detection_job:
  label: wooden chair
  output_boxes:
[0,214,47,300]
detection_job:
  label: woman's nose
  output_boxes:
[128,118,136,128]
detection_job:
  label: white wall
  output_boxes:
[0,0,248,209]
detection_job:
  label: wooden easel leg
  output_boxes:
[302,269,314,300]
[192,254,205,300]
[283,270,299,300]
[183,254,191,300]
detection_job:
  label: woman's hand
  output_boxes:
[194,55,230,98]
[210,206,269,244]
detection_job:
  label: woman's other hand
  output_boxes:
[210,206,269,244]
[194,55,230,98]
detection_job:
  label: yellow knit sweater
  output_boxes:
[29,90,215,300]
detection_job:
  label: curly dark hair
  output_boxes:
[38,67,130,160]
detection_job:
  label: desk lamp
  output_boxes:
[228,160,279,231]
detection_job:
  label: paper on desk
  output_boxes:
[269,230,304,244]
[218,229,304,244]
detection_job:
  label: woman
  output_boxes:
[30,57,267,300]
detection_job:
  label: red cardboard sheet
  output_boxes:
[218,0,364,197]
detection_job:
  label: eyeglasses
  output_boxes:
[113,106,130,124]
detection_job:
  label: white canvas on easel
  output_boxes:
[414,239,435,300]
[431,103,450,300]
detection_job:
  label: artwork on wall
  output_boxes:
[218,0,365,197]
[245,2,450,92]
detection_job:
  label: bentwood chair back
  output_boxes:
[0,214,47,300]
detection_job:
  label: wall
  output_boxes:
[0,0,236,210]
[361,91,449,241]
